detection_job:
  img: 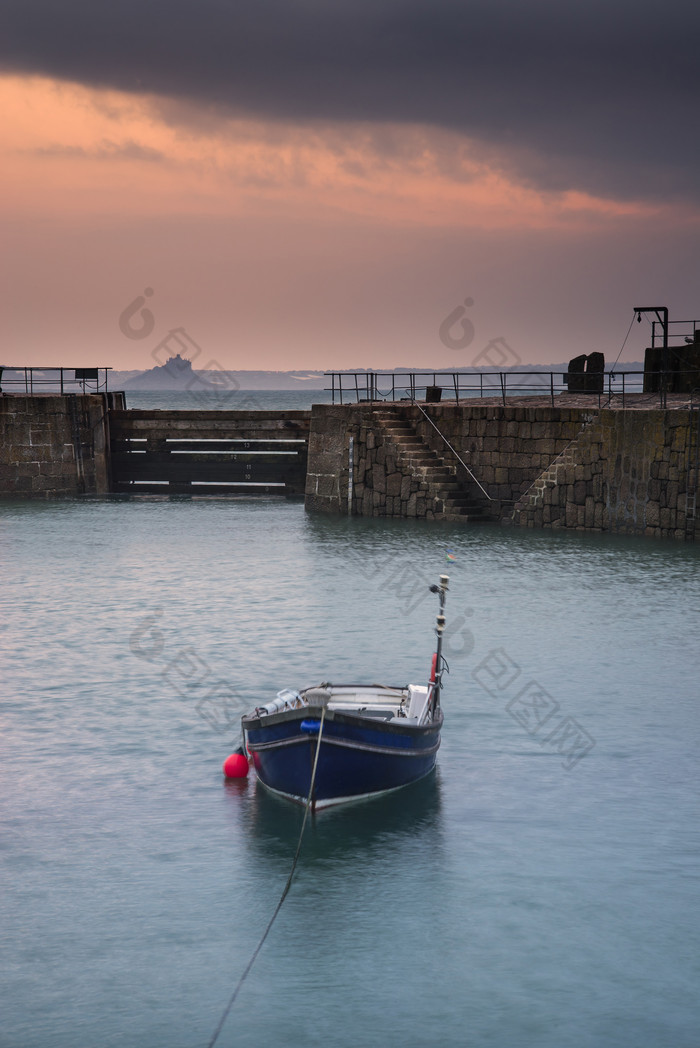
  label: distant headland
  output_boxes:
[113,354,328,390]
[111,355,644,391]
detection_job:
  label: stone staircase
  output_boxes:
[524,445,580,506]
[508,411,599,522]
[372,406,499,522]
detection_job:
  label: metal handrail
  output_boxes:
[407,397,497,502]
[325,369,700,408]
[650,319,699,348]
[0,366,112,394]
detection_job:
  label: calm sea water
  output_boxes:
[2,393,700,1048]
[122,389,333,411]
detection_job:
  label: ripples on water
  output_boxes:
[1,497,699,1048]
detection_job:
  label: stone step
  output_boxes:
[413,464,454,476]
[393,451,437,465]
[382,428,418,439]
[443,494,488,508]
[396,441,439,451]
[444,496,483,508]
[446,507,491,520]
[431,488,489,508]
[442,511,491,523]
[443,502,491,514]
[373,409,496,524]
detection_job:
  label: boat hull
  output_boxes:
[243,706,442,808]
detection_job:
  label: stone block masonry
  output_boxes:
[512,408,699,540]
[304,405,351,513]
[0,395,113,497]
[3,395,696,541]
[305,403,586,519]
[304,402,699,541]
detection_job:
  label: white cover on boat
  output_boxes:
[407,684,430,722]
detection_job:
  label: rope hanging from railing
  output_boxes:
[609,314,637,375]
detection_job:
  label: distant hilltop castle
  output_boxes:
[112,360,328,391]
[122,353,202,389]
[157,353,193,375]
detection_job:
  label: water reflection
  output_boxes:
[228,771,444,869]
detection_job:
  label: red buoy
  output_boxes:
[223,752,249,778]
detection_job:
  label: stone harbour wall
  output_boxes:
[304,404,352,514]
[304,402,699,540]
[0,395,113,497]
[4,395,696,540]
[396,403,590,501]
[304,403,594,516]
[512,408,698,540]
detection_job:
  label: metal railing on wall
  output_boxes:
[0,367,112,394]
[650,318,700,349]
[325,370,700,409]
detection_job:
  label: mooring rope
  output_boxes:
[609,314,637,375]
[206,705,327,1048]
[602,314,639,406]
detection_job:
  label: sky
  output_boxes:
[1,0,699,372]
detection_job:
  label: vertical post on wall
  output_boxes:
[347,436,354,516]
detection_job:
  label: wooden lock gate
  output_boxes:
[108,409,311,496]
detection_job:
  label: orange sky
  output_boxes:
[2,73,698,371]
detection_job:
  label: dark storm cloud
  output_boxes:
[1,0,698,202]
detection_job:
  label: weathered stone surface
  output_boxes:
[573,480,586,504]
[386,472,403,497]
[1,394,112,498]
[372,468,386,494]
[645,501,660,526]
[303,400,696,541]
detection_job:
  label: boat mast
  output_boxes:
[429,574,449,712]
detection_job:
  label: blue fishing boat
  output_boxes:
[241,575,449,809]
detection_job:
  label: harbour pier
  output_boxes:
[0,364,698,541]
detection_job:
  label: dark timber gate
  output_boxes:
[108,410,310,496]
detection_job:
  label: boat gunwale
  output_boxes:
[247,731,442,758]
[242,704,443,737]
